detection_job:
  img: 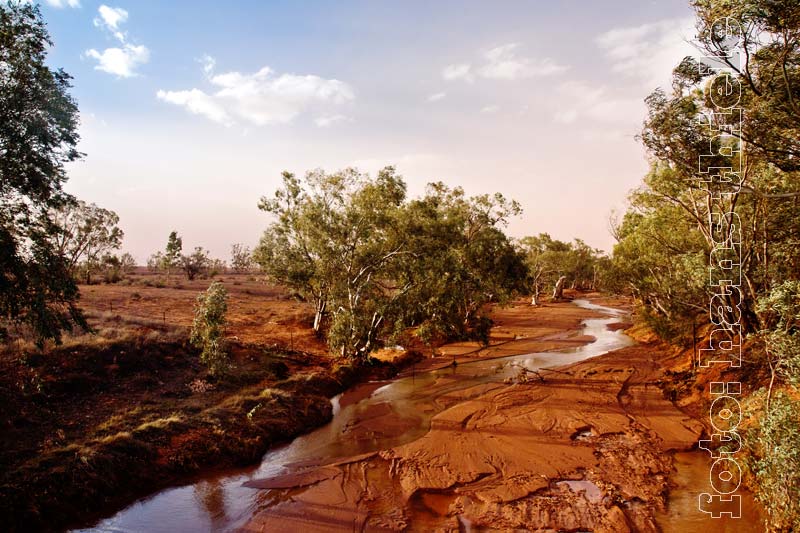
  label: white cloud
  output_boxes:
[199,54,216,76]
[158,64,355,127]
[314,114,351,127]
[444,43,567,83]
[480,104,499,113]
[85,44,149,78]
[87,5,149,78]
[553,109,578,124]
[95,5,127,30]
[596,17,696,89]
[156,89,231,125]
[479,43,567,80]
[45,0,81,8]
[442,63,473,82]
[93,5,128,41]
[427,92,446,102]
[550,80,645,125]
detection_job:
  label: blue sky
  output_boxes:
[35,0,696,262]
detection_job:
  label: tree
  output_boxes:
[190,281,229,376]
[399,183,527,346]
[50,200,124,283]
[163,231,182,276]
[147,251,164,273]
[230,243,253,273]
[256,168,528,361]
[255,170,341,334]
[256,167,410,357]
[181,247,211,281]
[0,2,87,346]
[519,234,604,304]
[119,252,137,274]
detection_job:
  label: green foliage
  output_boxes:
[610,2,800,527]
[255,168,526,361]
[230,243,253,273]
[181,247,211,281]
[0,2,87,346]
[757,281,800,387]
[748,390,800,532]
[518,233,605,303]
[397,182,527,345]
[50,200,124,283]
[163,231,183,274]
[190,282,229,376]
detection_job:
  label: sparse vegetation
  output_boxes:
[190,281,229,375]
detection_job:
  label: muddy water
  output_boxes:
[76,301,636,533]
[655,452,765,532]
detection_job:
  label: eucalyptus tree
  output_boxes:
[50,200,124,283]
[397,183,527,346]
[0,2,87,345]
[256,170,527,360]
[163,231,183,276]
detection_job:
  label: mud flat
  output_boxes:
[237,299,705,532]
[80,298,724,532]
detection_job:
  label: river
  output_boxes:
[75,300,762,532]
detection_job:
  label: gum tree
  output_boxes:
[0,2,87,345]
[190,281,229,376]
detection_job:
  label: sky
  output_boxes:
[35,0,698,262]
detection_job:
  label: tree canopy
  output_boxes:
[0,2,86,346]
[255,168,527,361]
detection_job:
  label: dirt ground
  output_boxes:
[74,271,328,353]
[0,275,722,532]
[239,295,707,533]
[0,272,394,532]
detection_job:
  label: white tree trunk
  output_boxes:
[552,276,567,300]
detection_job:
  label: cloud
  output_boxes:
[86,5,149,78]
[95,5,127,31]
[199,54,216,76]
[85,44,149,78]
[158,62,355,126]
[45,0,80,8]
[314,114,351,127]
[442,63,473,82]
[553,109,578,124]
[156,89,231,125]
[550,80,645,126]
[427,92,446,102]
[479,43,568,80]
[596,17,696,89]
[94,5,128,41]
[480,104,499,113]
[443,43,567,82]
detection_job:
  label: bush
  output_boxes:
[748,390,800,531]
[190,282,229,376]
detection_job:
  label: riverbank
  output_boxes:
[0,280,598,532]
[0,335,411,533]
[240,297,707,532]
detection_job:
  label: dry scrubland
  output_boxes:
[0,272,411,531]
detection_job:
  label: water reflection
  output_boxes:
[193,479,228,531]
[77,300,633,533]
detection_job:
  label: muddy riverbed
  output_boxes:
[77,299,763,532]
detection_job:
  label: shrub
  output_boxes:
[190,282,229,376]
[748,390,800,531]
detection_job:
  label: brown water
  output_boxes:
[74,300,764,532]
[655,451,765,532]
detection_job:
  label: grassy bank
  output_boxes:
[0,333,415,532]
